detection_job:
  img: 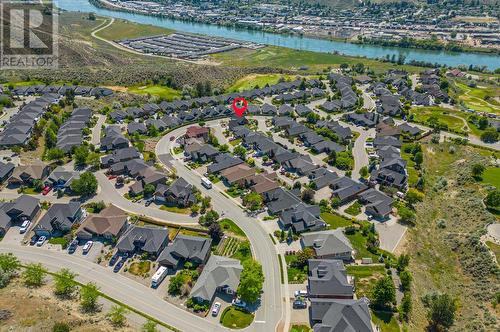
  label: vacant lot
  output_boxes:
[0,279,138,332]
[127,85,182,101]
[411,106,469,135]
[227,74,297,92]
[454,81,500,114]
[404,141,499,331]
[481,167,500,189]
[95,18,174,41]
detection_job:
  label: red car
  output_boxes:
[42,186,51,195]
[108,175,117,180]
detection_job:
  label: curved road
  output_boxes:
[155,126,286,332]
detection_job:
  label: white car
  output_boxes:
[294,290,308,298]
[36,236,46,247]
[19,220,31,234]
[82,241,93,254]
[211,302,221,316]
[232,298,247,308]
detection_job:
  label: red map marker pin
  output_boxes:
[232,97,248,118]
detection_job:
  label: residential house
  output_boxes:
[33,202,83,237]
[46,166,80,191]
[185,126,210,142]
[207,154,244,174]
[330,177,368,203]
[301,229,354,261]
[76,205,129,241]
[0,195,40,236]
[116,225,169,258]
[280,203,326,233]
[155,177,197,207]
[0,162,15,183]
[190,255,243,303]
[310,298,373,332]
[220,164,256,187]
[8,162,50,187]
[358,189,394,219]
[127,122,147,135]
[158,235,212,268]
[262,188,301,215]
[308,259,354,299]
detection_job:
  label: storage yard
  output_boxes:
[117,32,263,60]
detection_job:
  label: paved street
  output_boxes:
[93,171,198,225]
[156,127,287,332]
[0,244,227,332]
[91,114,106,146]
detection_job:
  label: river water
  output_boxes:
[55,0,500,70]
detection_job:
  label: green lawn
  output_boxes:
[211,46,423,74]
[372,311,401,332]
[96,18,175,40]
[455,82,500,114]
[227,74,295,92]
[229,138,242,146]
[481,167,500,189]
[346,231,379,261]
[48,237,69,249]
[411,107,468,134]
[219,218,246,237]
[290,325,312,332]
[320,212,353,229]
[345,201,362,216]
[486,241,500,264]
[347,265,386,299]
[220,307,254,329]
[400,150,419,187]
[346,265,385,278]
[128,261,151,276]
[285,255,308,284]
[127,85,181,101]
[159,205,191,214]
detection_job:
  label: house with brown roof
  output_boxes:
[220,164,256,187]
[8,162,50,186]
[76,205,129,241]
[185,126,210,142]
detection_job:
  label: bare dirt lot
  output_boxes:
[0,278,139,332]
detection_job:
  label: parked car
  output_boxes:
[67,239,79,253]
[41,186,52,196]
[109,252,120,266]
[145,198,154,207]
[294,290,308,298]
[19,220,31,234]
[232,298,247,308]
[108,175,117,180]
[82,240,93,254]
[113,259,126,273]
[211,302,221,316]
[29,235,38,246]
[36,236,47,247]
[293,299,307,309]
[169,136,175,141]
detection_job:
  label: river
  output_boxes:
[55,0,500,70]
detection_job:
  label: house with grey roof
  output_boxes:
[207,153,244,174]
[308,259,354,299]
[301,229,354,261]
[263,188,301,215]
[155,177,197,207]
[190,255,243,303]
[127,122,147,135]
[0,195,40,236]
[309,169,339,190]
[330,177,368,203]
[310,297,373,332]
[282,154,318,176]
[116,225,169,258]
[280,203,326,233]
[0,162,15,183]
[100,126,130,151]
[101,147,141,167]
[158,235,211,268]
[46,166,80,191]
[358,189,394,219]
[33,202,83,237]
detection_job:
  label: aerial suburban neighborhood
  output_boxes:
[0,1,498,332]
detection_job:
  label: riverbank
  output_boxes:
[54,0,500,70]
[88,0,500,58]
